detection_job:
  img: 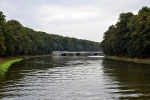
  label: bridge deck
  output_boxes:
[53,51,104,56]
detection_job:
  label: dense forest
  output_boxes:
[0,11,101,57]
[101,6,150,58]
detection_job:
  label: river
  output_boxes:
[0,56,150,99]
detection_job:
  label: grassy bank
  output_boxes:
[0,54,53,76]
[105,56,150,64]
[0,59,23,75]
[0,54,53,63]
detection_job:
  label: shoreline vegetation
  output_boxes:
[101,6,150,59]
[105,56,150,65]
[0,10,101,75]
[0,11,101,58]
[1,54,150,75]
[0,54,53,76]
[0,59,23,76]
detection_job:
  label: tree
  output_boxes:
[0,11,6,56]
[0,29,6,55]
[101,6,150,58]
[0,11,101,57]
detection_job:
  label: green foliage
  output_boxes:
[0,11,5,23]
[0,59,23,75]
[0,12,6,56]
[0,29,6,55]
[138,6,150,15]
[0,11,101,57]
[101,6,150,58]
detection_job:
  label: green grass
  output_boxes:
[0,54,53,76]
[0,59,23,76]
[105,56,150,64]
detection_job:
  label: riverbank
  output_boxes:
[0,59,23,75]
[105,56,150,64]
[0,54,53,75]
[0,54,55,63]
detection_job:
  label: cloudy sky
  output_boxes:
[0,0,149,42]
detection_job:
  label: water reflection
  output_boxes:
[102,58,150,99]
[0,56,105,100]
[0,56,150,99]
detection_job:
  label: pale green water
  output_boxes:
[0,56,150,100]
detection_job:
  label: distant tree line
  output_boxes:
[0,11,101,57]
[101,6,150,58]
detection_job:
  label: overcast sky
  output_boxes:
[0,0,149,42]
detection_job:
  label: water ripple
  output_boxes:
[1,56,150,99]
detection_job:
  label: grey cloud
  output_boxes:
[0,0,150,42]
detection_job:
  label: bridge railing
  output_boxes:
[53,51,104,56]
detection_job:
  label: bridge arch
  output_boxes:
[76,53,80,56]
[61,53,67,56]
[93,53,98,55]
[53,51,104,56]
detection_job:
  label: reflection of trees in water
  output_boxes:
[0,57,55,98]
[0,56,103,99]
[102,58,150,99]
[0,56,99,88]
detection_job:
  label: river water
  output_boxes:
[0,56,150,100]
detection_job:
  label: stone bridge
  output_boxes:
[53,51,104,56]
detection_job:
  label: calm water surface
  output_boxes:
[0,56,150,99]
